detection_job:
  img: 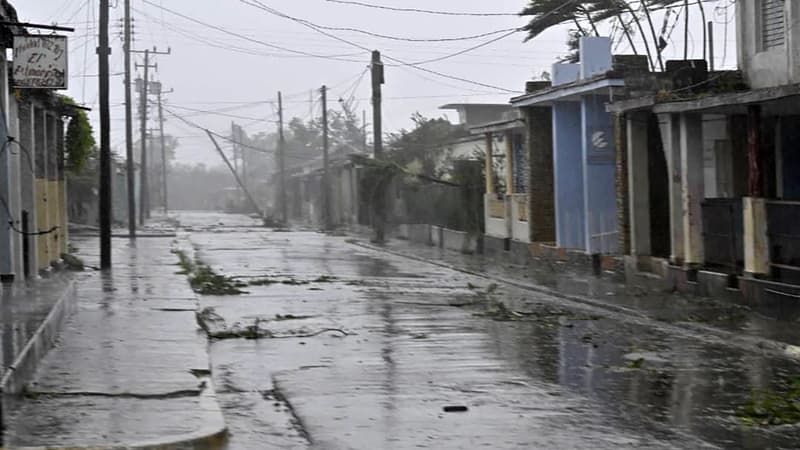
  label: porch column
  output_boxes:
[485,132,494,194]
[615,113,630,255]
[744,105,770,275]
[627,111,651,256]
[680,113,705,266]
[658,113,685,264]
[505,131,514,195]
[0,56,12,279]
[526,107,555,243]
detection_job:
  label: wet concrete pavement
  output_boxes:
[178,212,800,449]
[4,233,226,448]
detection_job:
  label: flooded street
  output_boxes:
[172,212,800,449]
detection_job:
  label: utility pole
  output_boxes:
[135,50,151,225]
[206,130,262,216]
[98,0,112,269]
[277,92,287,225]
[156,85,171,214]
[371,50,385,243]
[133,46,169,224]
[362,109,367,153]
[123,0,135,238]
[321,85,331,231]
[231,121,240,197]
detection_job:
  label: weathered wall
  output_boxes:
[737,0,800,88]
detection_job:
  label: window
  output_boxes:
[761,0,786,51]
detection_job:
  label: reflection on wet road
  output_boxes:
[178,212,800,450]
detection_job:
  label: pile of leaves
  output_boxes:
[738,379,800,427]
[174,249,246,296]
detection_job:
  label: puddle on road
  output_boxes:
[173,213,800,449]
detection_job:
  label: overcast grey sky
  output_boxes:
[19,0,737,167]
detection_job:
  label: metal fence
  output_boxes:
[767,200,800,284]
[701,198,743,274]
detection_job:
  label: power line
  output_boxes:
[239,0,523,93]
[323,0,519,17]
[139,0,370,62]
[294,22,521,43]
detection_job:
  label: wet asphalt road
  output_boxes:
[176,212,800,450]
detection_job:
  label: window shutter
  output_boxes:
[762,0,786,51]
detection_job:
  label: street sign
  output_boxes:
[12,35,69,89]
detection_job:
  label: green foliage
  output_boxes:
[173,249,247,295]
[738,379,800,427]
[386,113,469,178]
[520,1,688,62]
[61,96,96,173]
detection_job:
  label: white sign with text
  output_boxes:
[12,35,69,89]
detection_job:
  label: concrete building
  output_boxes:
[0,7,73,282]
[511,37,631,257]
[468,110,528,254]
[608,0,800,303]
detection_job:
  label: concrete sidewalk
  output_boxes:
[367,237,800,352]
[1,272,77,447]
[2,235,227,449]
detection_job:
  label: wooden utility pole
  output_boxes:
[278,92,287,225]
[123,0,135,238]
[371,50,385,243]
[156,85,171,214]
[206,130,262,216]
[134,47,169,224]
[321,85,331,231]
[136,50,151,225]
[98,0,112,269]
[362,110,367,153]
[231,121,240,199]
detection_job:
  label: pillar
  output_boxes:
[680,113,705,266]
[0,56,12,279]
[627,111,651,256]
[527,106,555,243]
[743,105,769,276]
[744,197,769,275]
[505,131,514,195]
[485,132,494,194]
[658,113,685,264]
[615,113,630,256]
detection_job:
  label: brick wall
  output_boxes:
[526,107,556,243]
[615,113,631,255]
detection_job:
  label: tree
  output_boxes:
[520,0,692,70]
[386,113,469,178]
[61,95,96,173]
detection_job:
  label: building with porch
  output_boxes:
[469,110,529,255]
[510,37,645,262]
[608,0,800,303]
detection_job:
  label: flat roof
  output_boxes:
[511,75,626,107]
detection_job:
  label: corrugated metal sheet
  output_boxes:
[762,0,786,50]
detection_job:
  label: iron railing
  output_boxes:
[767,200,800,284]
[701,198,743,274]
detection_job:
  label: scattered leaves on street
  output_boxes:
[738,379,800,427]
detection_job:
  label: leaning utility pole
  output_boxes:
[123,0,135,238]
[133,47,169,224]
[98,0,112,269]
[277,92,287,225]
[321,85,331,231]
[371,50,385,243]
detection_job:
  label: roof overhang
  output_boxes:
[607,83,800,116]
[469,118,525,135]
[511,77,626,107]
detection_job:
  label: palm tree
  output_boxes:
[520,0,694,71]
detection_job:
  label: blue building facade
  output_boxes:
[512,37,623,255]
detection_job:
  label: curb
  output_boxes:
[1,277,78,444]
[351,240,800,362]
